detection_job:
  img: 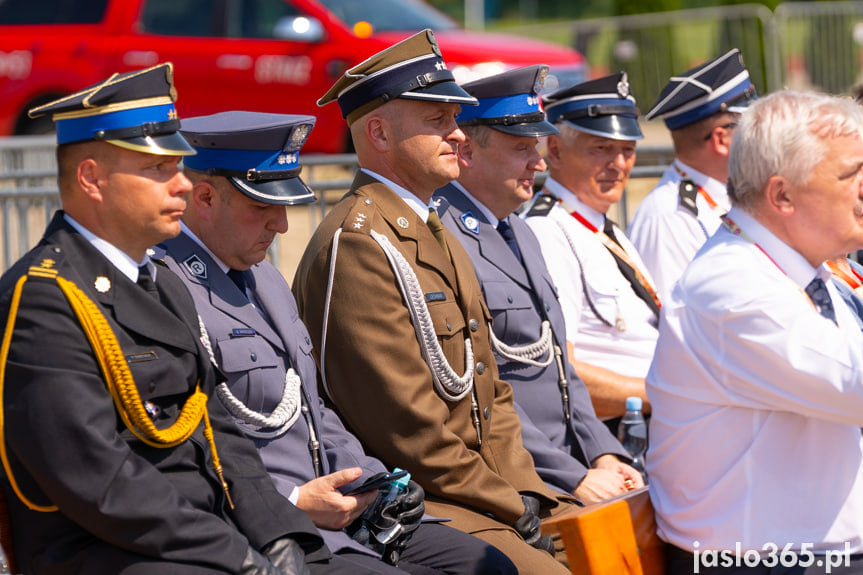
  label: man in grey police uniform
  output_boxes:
[523,73,658,425]
[433,65,643,504]
[0,64,327,574]
[157,111,516,575]
[628,49,757,302]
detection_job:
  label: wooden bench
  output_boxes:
[542,486,666,575]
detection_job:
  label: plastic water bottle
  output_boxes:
[617,396,648,481]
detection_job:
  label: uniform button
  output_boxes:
[446,320,451,331]
[546,303,551,312]
[53,247,62,254]
[483,407,490,420]
[469,319,479,332]
[364,198,373,205]
[149,381,156,393]
[304,336,311,345]
[476,362,485,374]
[507,296,513,303]
[250,352,257,362]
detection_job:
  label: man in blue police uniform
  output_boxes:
[434,65,642,504]
[0,64,329,574]
[157,110,516,575]
[628,49,757,302]
[523,73,657,424]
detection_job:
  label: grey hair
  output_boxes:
[729,90,863,211]
[554,121,583,146]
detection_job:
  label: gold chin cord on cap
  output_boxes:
[0,271,233,512]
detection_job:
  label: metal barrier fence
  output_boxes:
[503,1,863,106]
[0,135,673,277]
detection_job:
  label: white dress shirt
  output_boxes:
[523,177,658,378]
[628,160,730,303]
[646,206,863,555]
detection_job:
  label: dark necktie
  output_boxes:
[497,218,522,263]
[137,264,159,299]
[228,268,248,296]
[805,277,837,325]
[427,209,451,261]
[602,217,661,319]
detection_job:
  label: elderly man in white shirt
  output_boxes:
[523,72,658,423]
[647,90,863,575]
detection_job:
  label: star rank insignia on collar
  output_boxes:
[460,212,480,235]
[183,254,208,279]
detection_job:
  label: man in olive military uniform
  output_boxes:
[292,30,578,575]
[0,64,330,574]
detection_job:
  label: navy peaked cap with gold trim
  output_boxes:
[457,65,559,137]
[542,72,643,141]
[181,111,317,206]
[645,49,757,130]
[318,29,478,125]
[28,62,194,156]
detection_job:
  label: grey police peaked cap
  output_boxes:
[180,111,317,206]
[456,65,559,138]
[542,72,643,141]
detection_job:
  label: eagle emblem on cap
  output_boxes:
[617,73,631,98]
[426,29,442,57]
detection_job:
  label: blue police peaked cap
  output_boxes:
[180,111,316,206]
[317,29,478,125]
[28,63,195,156]
[456,65,559,138]
[645,49,757,130]
[542,72,643,141]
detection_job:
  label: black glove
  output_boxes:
[261,537,310,575]
[513,494,555,556]
[238,546,283,575]
[363,479,424,540]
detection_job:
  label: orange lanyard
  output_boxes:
[827,260,863,298]
[569,210,662,309]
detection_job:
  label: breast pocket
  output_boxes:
[482,281,534,340]
[427,299,467,367]
[583,276,622,329]
[216,335,281,412]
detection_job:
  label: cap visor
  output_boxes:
[108,132,197,156]
[229,176,316,206]
[492,120,560,138]
[399,81,479,106]
[565,116,643,141]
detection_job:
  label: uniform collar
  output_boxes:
[361,168,433,222]
[543,176,605,230]
[64,213,146,283]
[725,206,828,288]
[450,180,499,227]
[179,221,231,275]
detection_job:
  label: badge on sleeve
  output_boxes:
[460,212,480,235]
[183,254,208,279]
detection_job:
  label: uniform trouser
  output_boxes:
[337,522,517,575]
[469,527,571,575]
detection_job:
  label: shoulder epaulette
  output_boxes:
[24,246,66,282]
[524,193,558,217]
[341,194,374,236]
[678,180,699,217]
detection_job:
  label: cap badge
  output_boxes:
[534,68,548,93]
[183,254,208,280]
[617,74,631,98]
[94,276,111,293]
[427,30,442,57]
[289,124,312,149]
[460,212,480,235]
